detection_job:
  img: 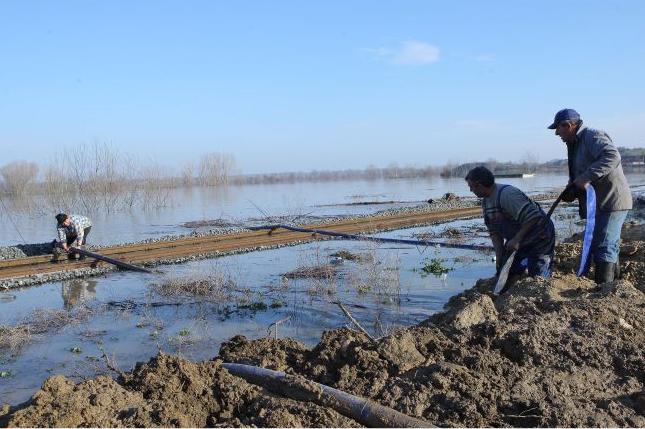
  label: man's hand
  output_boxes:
[573,176,590,191]
[62,244,70,252]
[505,237,521,252]
[561,184,577,202]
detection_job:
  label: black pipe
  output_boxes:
[69,247,152,273]
[249,224,493,252]
[222,362,433,427]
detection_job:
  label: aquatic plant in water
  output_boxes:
[418,258,454,276]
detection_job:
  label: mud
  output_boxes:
[2,225,643,427]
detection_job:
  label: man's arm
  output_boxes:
[575,131,621,189]
[57,228,69,251]
[74,230,84,247]
[505,218,539,252]
[489,230,505,273]
[498,187,542,252]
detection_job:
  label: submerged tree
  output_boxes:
[0,161,39,196]
[197,152,236,186]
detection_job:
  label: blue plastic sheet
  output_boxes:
[577,184,596,276]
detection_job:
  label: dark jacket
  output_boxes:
[567,126,632,218]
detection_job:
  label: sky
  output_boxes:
[1,1,644,175]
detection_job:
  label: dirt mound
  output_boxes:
[555,222,645,287]
[2,227,644,427]
[1,353,358,428]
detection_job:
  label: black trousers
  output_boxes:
[66,226,92,247]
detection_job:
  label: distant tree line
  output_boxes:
[232,163,442,185]
[1,143,643,212]
[440,147,645,178]
[0,143,237,212]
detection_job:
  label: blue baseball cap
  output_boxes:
[548,108,581,129]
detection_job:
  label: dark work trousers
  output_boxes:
[66,226,92,247]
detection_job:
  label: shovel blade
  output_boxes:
[494,251,516,295]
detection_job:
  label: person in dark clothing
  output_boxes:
[466,166,556,279]
[548,108,632,283]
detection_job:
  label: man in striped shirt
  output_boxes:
[466,166,556,279]
[55,213,92,258]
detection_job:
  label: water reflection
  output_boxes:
[61,279,97,309]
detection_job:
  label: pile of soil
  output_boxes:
[2,226,643,427]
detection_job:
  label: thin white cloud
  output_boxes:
[473,54,495,63]
[393,41,440,65]
[370,40,440,66]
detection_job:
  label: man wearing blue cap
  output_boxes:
[548,108,632,283]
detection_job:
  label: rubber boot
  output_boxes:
[594,261,616,284]
[614,256,620,280]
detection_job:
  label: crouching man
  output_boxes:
[53,213,92,260]
[465,166,556,280]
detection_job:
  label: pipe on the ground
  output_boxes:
[249,224,492,252]
[70,246,152,273]
[222,362,433,428]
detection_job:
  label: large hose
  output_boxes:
[221,362,433,428]
[577,184,597,276]
[249,224,492,252]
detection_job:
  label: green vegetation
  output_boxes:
[417,258,454,276]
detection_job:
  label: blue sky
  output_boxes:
[1,1,644,174]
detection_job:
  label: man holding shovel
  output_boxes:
[466,166,556,284]
[548,108,632,283]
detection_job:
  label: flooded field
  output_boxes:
[0,219,490,404]
[0,174,589,246]
[1,173,644,406]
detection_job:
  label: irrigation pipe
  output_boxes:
[70,247,152,273]
[221,362,433,428]
[248,224,493,252]
[577,184,597,277]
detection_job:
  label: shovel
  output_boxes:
[493,184,574,295]
[493,250,517,294]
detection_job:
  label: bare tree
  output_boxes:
[197,152,236,186]
[0,161,39,196]
[520,151,540,173]
[181,161,195,186]
[139,161,171,209]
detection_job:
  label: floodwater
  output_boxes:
[1,173,644,406]
[0,173,594,246]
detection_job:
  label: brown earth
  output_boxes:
[1,225,644,428]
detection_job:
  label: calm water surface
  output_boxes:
[0,173,614,246]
